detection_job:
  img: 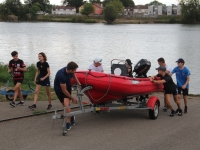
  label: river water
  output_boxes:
[0,22,199,94]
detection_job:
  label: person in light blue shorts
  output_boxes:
[171,58,191,114]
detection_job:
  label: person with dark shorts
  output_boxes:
[171,58,191,114]
[157,57,172,111]
[29,52,52,110]
[54,61,81,131]
[149,66,182,117]
[8,51,27,107]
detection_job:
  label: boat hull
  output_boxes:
[71,71,163,104]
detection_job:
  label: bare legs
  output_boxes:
[13,83,23,102]
[33,85,51,105]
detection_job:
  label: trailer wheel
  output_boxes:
[5,90,14,101]
[149,101,159,119]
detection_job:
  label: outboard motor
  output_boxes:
[133,59,151,78]
[133,59,151,102]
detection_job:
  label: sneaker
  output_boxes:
[178,109,182,116]
[10,101,16,107]
[47,104,52,110]
[163,106,168,112]
[175,109,179,114]
[184,107,188,114]
[16,101,25,106]
[29,104,36,110]
[170,110,175,117]
[71,116,75,126]
[66,123,71,131]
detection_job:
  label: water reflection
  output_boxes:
[0,23,199,94]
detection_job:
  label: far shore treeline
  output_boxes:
[0,0,200,24]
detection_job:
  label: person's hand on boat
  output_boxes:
[78,84,82,89]
[72,98,78,104]
[149,76,154,81]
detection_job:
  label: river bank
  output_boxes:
[0,15,182,24]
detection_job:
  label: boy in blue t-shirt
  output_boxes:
[171,58,191,114]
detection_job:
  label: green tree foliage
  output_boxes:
[0,0,29,20]
[108,0,124,13]
[29,3,40,19]
[180,0,200,24]
[81,3,94,17]
[120,0,134,7]
[103,3,118,24]
[24,0,50,12]
[103,0,134,7]
[63,0,83,13]
[149,0,162,5]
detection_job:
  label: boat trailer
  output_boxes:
[52,85,160,136]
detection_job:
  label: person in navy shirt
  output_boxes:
[54,61,81,131]
[171,58,191,114]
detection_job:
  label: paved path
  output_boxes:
[0,94,200,150]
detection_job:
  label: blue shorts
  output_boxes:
[36,75,50,86]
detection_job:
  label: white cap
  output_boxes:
[94,57,102,63]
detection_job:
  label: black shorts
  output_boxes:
[177,87,189,96]
[165,89,177,96]
[36,76,50,86]
[55,88,72,103]
[13,80,23,85]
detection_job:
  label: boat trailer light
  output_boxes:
[96,107,110,111]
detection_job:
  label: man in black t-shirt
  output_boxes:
[8,51,27,107]
[149,66,182,117]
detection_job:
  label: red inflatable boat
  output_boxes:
[72,70,163,104]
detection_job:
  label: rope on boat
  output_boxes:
[85,71,112,102]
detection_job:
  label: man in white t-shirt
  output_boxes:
[157,57,172,111]
[89,57,104,72]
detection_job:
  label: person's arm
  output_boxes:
[8,61,11,73]
[150,78,166,84]
[40,68,50,81]
[166,70,170,74]
[34,68,39,84]
[17,61,27,72]
[8,66,11,73]
[73,73,81,86]
[182,76,190,89]
[60,83,77,103]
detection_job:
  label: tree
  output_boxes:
[103,0,134,7]
[120,0,134,7]
[63,0,83,13]
[104,3,118,24]
[24,0,50,12]
[149,0,162,5]
[81,3,94,17]
[180,0,200,24]
[108,0,124,13]
[29,4,40,19]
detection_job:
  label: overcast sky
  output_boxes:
[0,0,179,6]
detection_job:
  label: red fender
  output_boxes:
[147,96,160,110]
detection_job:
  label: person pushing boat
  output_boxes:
[149,66,182,117]
[54,62,81,131]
